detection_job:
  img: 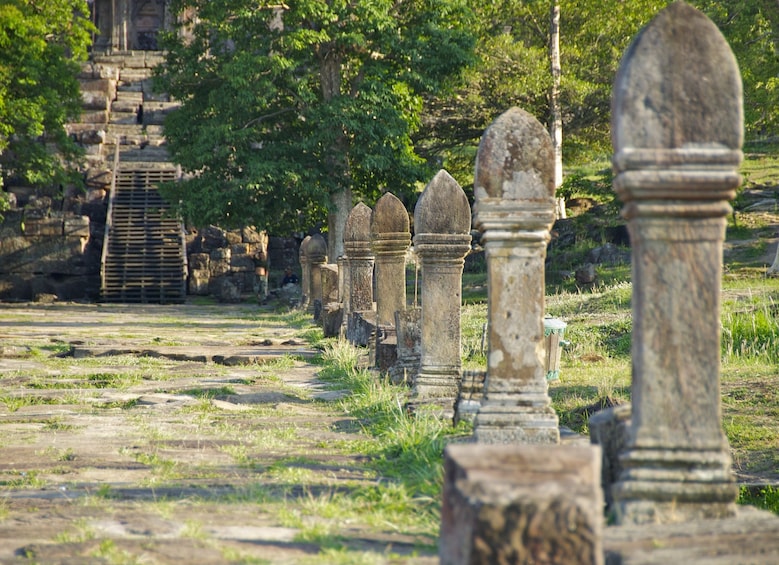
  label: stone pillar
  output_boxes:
[440,444,604,565]
[113,0,130,51]
[409,170,472,416]
[342,203,375,342]
[388,308,421,385]
[337,255,348,336]
[609,2,742,525]
[370,193,410,371]
[589,404,631,513]
[320,264,341,337]
[472,107,559,445]
[370,193,409,327]
[305,234,327,318]
[298,235,311,310]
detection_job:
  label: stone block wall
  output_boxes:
[186,225,269,302]
[0,196,104,302]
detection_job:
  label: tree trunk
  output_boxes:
[549,0,566,219]
[759,0,779,55]
[319,46,351,260]
[768,240,779,276]
[328,187,352,261]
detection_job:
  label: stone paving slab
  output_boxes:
[70,344,317,364]
[0,302,438,564]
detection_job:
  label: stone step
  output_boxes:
[81,91,112,112]
[119,68,154,84]
[114,90,144,104]
[141,101,181,125]
[603,507,779,564]
[107,124,164,137]
[105,135,165,148]
[116,162,177,173]
[80,78,117,103]
[93,51,165,69]
[118,146,171,162]
[117,79,148,94]
[109,111,140,125]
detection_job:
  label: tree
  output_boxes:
[549,0,564,217]
[418,0,667,191]
[0,0,94,194]
[698,0,779,140]
[155,0,475,258]
[417,1,551,186]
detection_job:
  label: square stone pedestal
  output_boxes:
[441,444,604,565]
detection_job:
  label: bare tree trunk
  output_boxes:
[319,47,351,260]
[768,240,779,276]
[328,187,352,261]
[549,0,566,219]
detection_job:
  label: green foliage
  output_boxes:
[432,1,779,189]
[721,300,779,363]
[557,169,613,201]
[700,0,779,140]
[318,340,469,500]
[426,0,666,181]
[739,485,779,515]
[154,0,476,233]
[0,0,95,191]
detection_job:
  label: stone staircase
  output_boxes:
[101,163,186,303]
[75,51,187,303]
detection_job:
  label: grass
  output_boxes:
[180,386,237,399]
[0,183,777,561]
[458,212,779,494]
[90,539,141,564]
[306,339,470,538]
[739,485,779,514]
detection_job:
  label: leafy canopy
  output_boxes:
[155,0,475,233]
[0,0,94,190]
[427,0,779,188]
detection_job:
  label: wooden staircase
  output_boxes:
[100,163,187,303]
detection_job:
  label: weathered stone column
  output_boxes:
[337,255,348,336]
[342,203,375,341]
[440,444,604,565]
[298,235,312,310]
[370,193,410,370]
[610,2,741,524]
[112,0,129,50]
[320,264,341,337]
[472,107,559,444]
[370,193,409,326]
[409,170,471,416]
[305,234,327,318]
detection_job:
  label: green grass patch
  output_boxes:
[180,386,237,399]
[317,340,469,515]
[738,485,779,515]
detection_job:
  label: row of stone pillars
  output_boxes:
[441,2,776,563]
[297,174,474,418]
[296,5,778,562]
[293,117,568,436]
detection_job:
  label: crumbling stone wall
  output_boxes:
[186,225,269,302]
[0,192,105,302]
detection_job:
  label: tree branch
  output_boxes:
[241,107,296,129]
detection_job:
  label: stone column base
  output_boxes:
[473,405,560,444]
[589,403,632,511]
[612,447,738,524]
[441,444,604,565]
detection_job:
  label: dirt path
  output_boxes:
[0,302,438,564]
